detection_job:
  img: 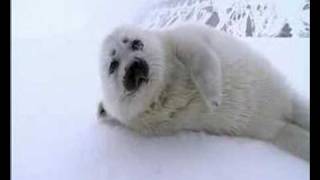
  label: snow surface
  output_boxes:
[12,37,309,180]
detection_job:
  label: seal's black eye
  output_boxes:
[110,49,116,56]
[109,60,119,74]
[131,39,144,51]
[122,38,129,44]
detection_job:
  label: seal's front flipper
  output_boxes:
[173,38,223,111]
[97,101,123,127]
[98,101,107,118]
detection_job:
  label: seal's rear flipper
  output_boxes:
[273,123,309,161]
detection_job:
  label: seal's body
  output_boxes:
[99,24,309,161]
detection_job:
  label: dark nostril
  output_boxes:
[131,39,144,51]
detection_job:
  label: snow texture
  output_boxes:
[12,0,309,179]
[137,0,310,38]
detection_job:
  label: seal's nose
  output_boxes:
[131,39,144,51]
[123,58,149,91]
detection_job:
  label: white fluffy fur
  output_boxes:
[99,24,309,161]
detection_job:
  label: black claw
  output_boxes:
[98,102,106,117]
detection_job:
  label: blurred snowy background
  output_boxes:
[138,0,310,37]
[12,0,309,180]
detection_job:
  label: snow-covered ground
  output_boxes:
[12,36,309,180]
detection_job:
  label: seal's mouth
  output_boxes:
[123,57,149,92]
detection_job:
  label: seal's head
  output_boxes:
[99,25,166,122]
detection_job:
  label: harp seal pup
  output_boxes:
[98,24,310,161]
